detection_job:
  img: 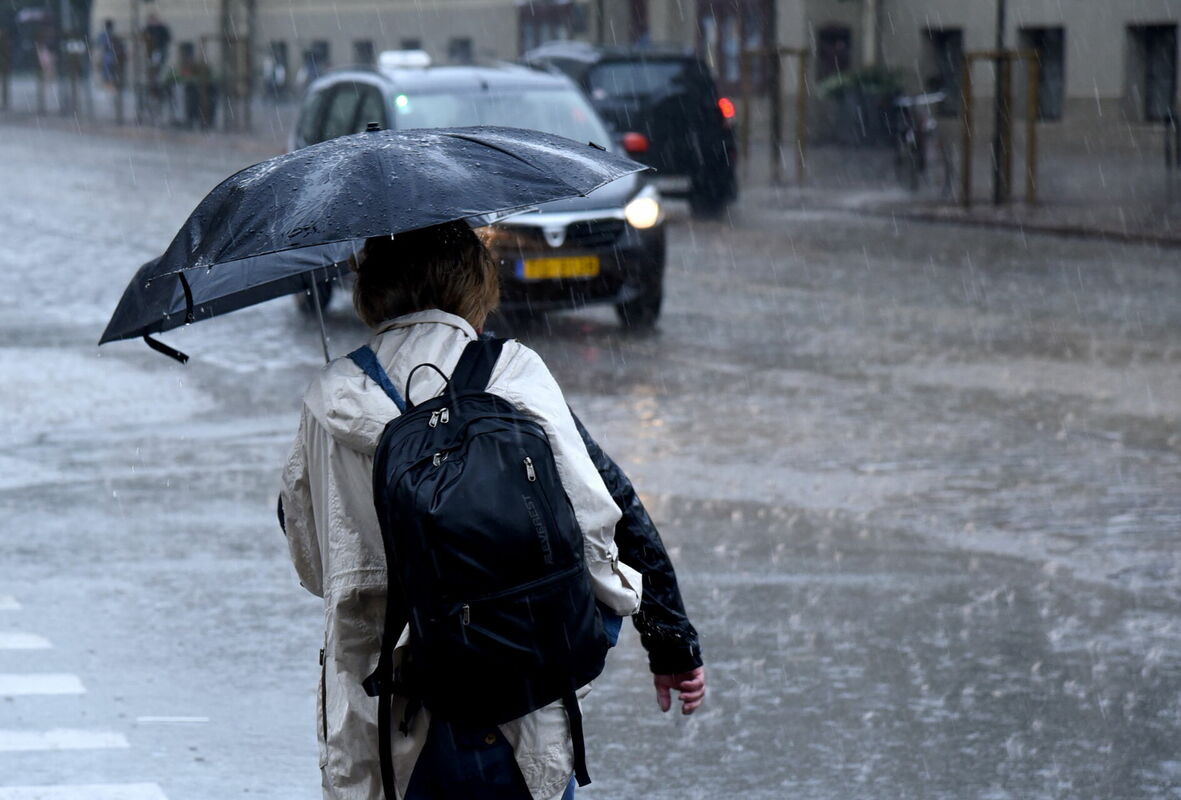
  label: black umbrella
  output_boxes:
[100,125,647,363]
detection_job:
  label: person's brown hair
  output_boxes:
[352,221,500,330]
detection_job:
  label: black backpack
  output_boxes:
[348,337,609,797]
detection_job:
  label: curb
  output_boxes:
[858,205,1181,249]
[0,108,287,158]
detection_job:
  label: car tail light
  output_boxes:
[621,132,650,155]
[718,96,736,126]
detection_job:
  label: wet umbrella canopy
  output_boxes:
[99,125,648,361]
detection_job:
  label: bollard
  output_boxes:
[1025,54,1039,204]
[794,51,809,185]
[994,54,1013,205]
[960,57,973,208]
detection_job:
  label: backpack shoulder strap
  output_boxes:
[449,337,507,392]
[347,346,407,414]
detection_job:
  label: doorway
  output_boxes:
[1019,26,1065,120]
[923,27,963,116]
[1128,24,1178,122]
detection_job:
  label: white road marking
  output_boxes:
[0,633,51,650]
[134,716,209,724]
[0,784,168,800]
[0,596,20,611]
[0,674,85,696]
[0,729,129,752]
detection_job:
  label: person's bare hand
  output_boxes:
[653,667,706,715]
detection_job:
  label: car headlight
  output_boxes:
[624,185,663,229]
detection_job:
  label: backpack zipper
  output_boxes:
[524,456,536,482]
[465,561,584,605]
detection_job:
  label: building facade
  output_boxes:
[89,0,1178,124]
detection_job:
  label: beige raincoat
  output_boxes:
[280,309,643,800]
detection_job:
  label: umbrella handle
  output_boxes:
[143,334,190,364]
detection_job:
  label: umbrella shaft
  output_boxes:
[309,278,331,364]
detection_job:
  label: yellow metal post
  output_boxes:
[1025,52,1039,204]
[961,55,974,207]
[998,54,1013,204]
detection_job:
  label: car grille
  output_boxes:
[565,219,626,248]
[489,219,626,252]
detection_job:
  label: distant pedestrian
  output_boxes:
[143,13,171,87]
[95,19,120,87]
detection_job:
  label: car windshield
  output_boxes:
[393,88,613,144]
[586,61,689,100]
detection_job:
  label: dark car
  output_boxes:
[290,55,667,328]
[524,42,738,217]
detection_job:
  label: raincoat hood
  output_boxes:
[302,310,478,455]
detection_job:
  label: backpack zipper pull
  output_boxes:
[428,410,440,428]
[524,457,536,482]
[432,452,446,467]
[440,408,450,424]
[461,604,471,625]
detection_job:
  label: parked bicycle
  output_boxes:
[893,90,955,197]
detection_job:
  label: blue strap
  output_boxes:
[347,346,407,414]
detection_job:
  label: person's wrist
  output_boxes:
[648,644,703,676]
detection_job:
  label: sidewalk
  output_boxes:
[740,116,1181,247]
[0,72,293,158]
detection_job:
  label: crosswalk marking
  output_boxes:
[0,674,85,696]
[0,784,168,800]
[0,633,51,650]
[0,597,20,611]
[0,729,129,752]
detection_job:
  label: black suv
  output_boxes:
[525,42,738,217]
[291,59,667,328]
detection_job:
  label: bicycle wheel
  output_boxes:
[929,134,956,201]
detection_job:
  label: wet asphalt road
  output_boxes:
[1,122,1179,799]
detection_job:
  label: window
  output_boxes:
[447,37,473,65]
[519,3,574,54]
[354,84,387,131]
[400,38,422,51]
[296,87,329,145]
[320,83,362,141]
[630,0,649,45]
[923,28,963,117]
[1128,24,1177,122]
[696,0,772,94]
[354,39,375,67]
[303,39,330,84]
[391,88,611,145]
[816,25,852,82]
[586,61,689,99]
[1019,27,1065,121]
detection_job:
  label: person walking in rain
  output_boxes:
[279,221,704,799]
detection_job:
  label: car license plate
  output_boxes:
[517,256,600,280]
